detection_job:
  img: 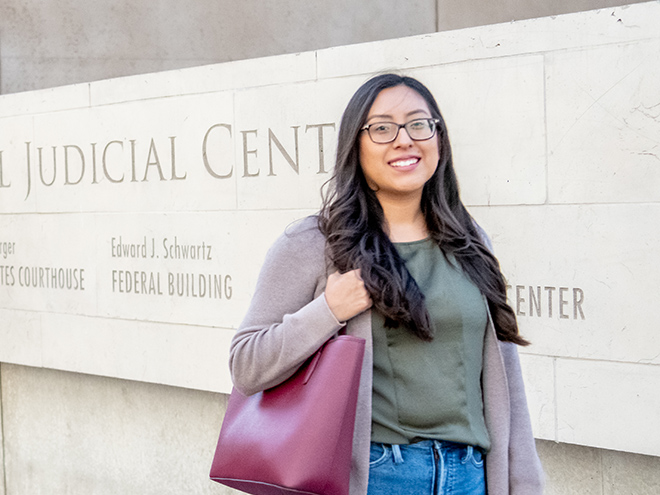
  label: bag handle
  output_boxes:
[302,346,324,385]
[302,335,359,385]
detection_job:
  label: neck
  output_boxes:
[377,193,428,242]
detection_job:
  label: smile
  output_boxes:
[389,158,419,168]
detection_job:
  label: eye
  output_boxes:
[371,123,393,134]
[408,119,429,130]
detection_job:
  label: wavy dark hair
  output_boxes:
[318,73,528,345]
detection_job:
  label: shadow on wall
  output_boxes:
[0,0,650,95]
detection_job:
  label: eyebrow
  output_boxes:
[366,109,430,122]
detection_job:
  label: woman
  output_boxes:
[230,73,544,494]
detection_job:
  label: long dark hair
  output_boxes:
[318,73,528,345]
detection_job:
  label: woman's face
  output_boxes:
[359,85,440,203]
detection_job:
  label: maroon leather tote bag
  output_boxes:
[210,335,365,495]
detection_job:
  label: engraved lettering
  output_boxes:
[0,151,10,188]
[64,145,85,185]
[305,123,335,174]
[268,127,299,176]
[24,142,32,199]
[169,136,185,180]
[242,130,259,177]
[0,265,16,286]
[202,124,233,179]
[38,147,57,186]
[528,286,541,317]
[111,236,149,258]
[112,270,162,295]
[0,242,15,259]
[91,143,99,184]
[143,138,166,182]
[544,286,556,318]
[515,285,526,316]
[103,141,125,183]
[559,287,570,319]
[162,237,213,260]
[167,272,232,299]
[17,266,85,291]
[506,284,586,320]
[573,287,585,320]
[130,139,138,182]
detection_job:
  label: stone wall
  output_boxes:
[1,2,660,493]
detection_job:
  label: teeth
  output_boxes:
[390,158,418,167]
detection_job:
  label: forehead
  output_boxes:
[367,85,431,119]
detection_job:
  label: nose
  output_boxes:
[393,125,414,147]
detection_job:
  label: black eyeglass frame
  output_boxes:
[360,118,441,144]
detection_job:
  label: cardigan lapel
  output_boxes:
[482,307,511,494]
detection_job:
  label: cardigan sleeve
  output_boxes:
[229,217,344,396]
[501,342,545,493]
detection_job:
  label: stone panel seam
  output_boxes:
[318,37,659,82]
[599,446,605,495]
[542,52,549,206]
[523,353,660,368]
[0,364,7,495]
[0,54,227,63]
[232,89,239,211]
[0,307,237,332]
[469,202,660,209]
[553,356,558,442]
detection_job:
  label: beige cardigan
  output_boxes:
[229,216,544,495]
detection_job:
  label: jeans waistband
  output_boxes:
[379,440,483,451]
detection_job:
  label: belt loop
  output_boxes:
[391,444,404,464]
[463,445,474,463]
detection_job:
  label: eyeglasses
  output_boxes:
[361,118,440,144]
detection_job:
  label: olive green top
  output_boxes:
[371,238,491,450]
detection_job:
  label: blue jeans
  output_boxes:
[367,440,486,495]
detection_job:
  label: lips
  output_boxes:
[389,157,420,168]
